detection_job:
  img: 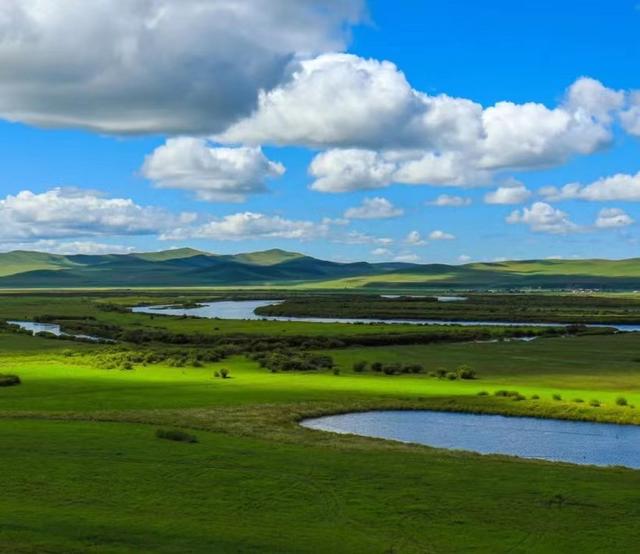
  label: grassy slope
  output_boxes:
[4,250,640,289]
[2,326,640,552]
[0,251,79,277]
[304,258,640,290]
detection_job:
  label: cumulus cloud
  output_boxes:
[393,253,420,263]
[344,197,403,219]
[619,92,640,136]
[309,148,490,192]
[161,211,326,241]
[405,230,427,245]
[0,0,363,134]
[221,53,625,189]
[371,247,391,257]
[0,188,195,241]
[506,202,579,234]
[0,239,137,255]
[484,180,532,204]
[141,138,285,202]
[595,208,634,229]
[428,230,455,240]
[427,194,472,207]
[540,171,640,202]
[332,230,393,246]
[457,254,472,263]
[309,149,397,192]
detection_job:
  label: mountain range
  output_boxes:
[1,248,640,290]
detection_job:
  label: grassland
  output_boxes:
[2,292,640,552]
[257,293,640,324]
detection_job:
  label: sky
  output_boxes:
[1,0,640,264]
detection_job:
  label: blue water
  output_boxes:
[132,300,640,331]
[302,411,640,469]
[8,321,113,342]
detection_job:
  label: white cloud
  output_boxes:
[595,208,634,228]
[484,180,532,204]
[428,230,455,240]
[221,53,624,188]
[540,171,640,202]
[344,197,403,219]
[405,230,427,245]
[427,194,472,207]
[457,254,472,263]
[333,231,393,246]
[309,149,396,192]
[0,240,136,255]
[506,202,579,234]
[0,188,194,241]
[161,212,325,241]
[0,0,363,134]
[620,92,640,136]
[142,138,285,202]
[393,253,420,263]
[371,247,391,257]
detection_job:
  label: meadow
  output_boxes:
[1,292,640,553]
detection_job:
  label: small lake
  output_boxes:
[131,300,640,331]
[302,410,640,469]
[8,321,113,342]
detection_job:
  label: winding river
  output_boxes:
[8,321,113,342]
[131,299,640,331]
[302,410,640,469]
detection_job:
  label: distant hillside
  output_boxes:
[0,249,640,289]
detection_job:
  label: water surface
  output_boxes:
[8,321,112,342]
[302,410,640,469]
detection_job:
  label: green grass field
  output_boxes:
[2,293,640,552]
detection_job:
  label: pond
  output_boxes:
[301,410,640,469]
[131,300,640,331]
[8,321,113,342]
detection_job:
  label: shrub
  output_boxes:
[156,429,198,443]
[353,361,367,373]
[573,398,584,403]
[219,368,230,379]
[333,368,341,376]
[446,372,457,380]
[531,394,540,400]
[435,368,447,379]
[477,391,489,396]
[552,394,562,401]
[616,396,628,407]
[589,399,601,408]
[456,365,476,380]
[383,364,400,375]
[214,371,220,378]
[403,364,424,374]
[371,362,383,373]
[512,394,526,401]
[0,374,21,387]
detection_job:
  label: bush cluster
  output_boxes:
[0,374,21,387]
[494,390,526,401]
[156,429,198,443]
[90,347,228,370]
[251,351,334,372]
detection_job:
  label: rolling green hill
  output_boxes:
[1,249,640,289]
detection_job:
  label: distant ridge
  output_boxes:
[0,249,640,289]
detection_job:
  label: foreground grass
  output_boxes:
[2,302,640,552]
[3,418,640,554]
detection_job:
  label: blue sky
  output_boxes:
[1,0,640,263]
